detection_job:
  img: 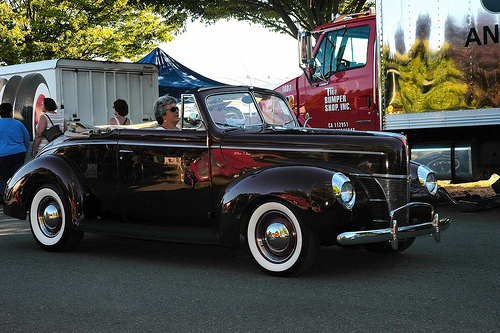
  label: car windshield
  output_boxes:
[207,92,262,128]
[206,91,296,129]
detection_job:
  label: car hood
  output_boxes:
[218,127,409,176]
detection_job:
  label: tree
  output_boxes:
[0,0,184,65]
[0,1,26,65]
[138,0,374,39]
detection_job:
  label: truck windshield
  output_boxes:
[254,92,296,127]
[312,25,370,81]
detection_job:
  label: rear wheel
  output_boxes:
[30,184,83,252]
[247,201,319,276]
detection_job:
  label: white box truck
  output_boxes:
[0,59,159,139]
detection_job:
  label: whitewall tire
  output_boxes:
[30,184,83,252]
[247,201,319,276]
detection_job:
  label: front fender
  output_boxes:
[4,155,88,226]
[218,165,351,247]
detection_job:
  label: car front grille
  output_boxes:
[356,175,409,229]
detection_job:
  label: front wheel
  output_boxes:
[247,201,319,276]
[30,184,83,252]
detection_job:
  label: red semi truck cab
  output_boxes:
[276,1,500,187]
[277,9,379,131]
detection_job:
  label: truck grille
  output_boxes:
[356,176,409,229]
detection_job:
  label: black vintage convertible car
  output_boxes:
[3,86,449,276]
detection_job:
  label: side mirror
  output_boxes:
[299,31,312,66]
[186,113,201,125]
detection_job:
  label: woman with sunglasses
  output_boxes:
[153,95,180,130]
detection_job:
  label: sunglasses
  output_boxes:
[167,107,179,112]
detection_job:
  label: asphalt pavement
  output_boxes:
[0,204,499,332]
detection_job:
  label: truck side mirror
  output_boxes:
[299,31,312,66]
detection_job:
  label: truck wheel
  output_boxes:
[247,201,319,276]
[365,237,415,254]
[15,73,50,140]
[30,184,84,252]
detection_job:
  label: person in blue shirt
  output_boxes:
[0,103,30,202]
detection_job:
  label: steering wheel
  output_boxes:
[337,58,351,69]
[224,107,244,121]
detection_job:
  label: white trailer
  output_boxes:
[0,59,159,139]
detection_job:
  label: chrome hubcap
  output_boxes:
[265,222,291,252]
[256,211,297,263]
[37,199,62,237]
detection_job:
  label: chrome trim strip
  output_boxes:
[61,138,390,157]
[376,0,384,130]
[352,173,409,179]
[222,145,386,156]
[59,140,207,149]
[60,139,390,157]
[118,142,206,148]
[56,140,117,147]
[385,108,500,130]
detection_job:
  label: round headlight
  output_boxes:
[418,165,438,195]
[341,181,355,204]
[332,173,356,210]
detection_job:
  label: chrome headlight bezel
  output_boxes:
[417,164,438,196]
[332,172,356,210]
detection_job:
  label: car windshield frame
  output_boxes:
[203,89,298,130]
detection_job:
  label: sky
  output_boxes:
[159,19,303,88]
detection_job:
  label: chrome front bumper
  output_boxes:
[337,202,450,250]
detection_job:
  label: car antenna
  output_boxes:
[239,57,253,86]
